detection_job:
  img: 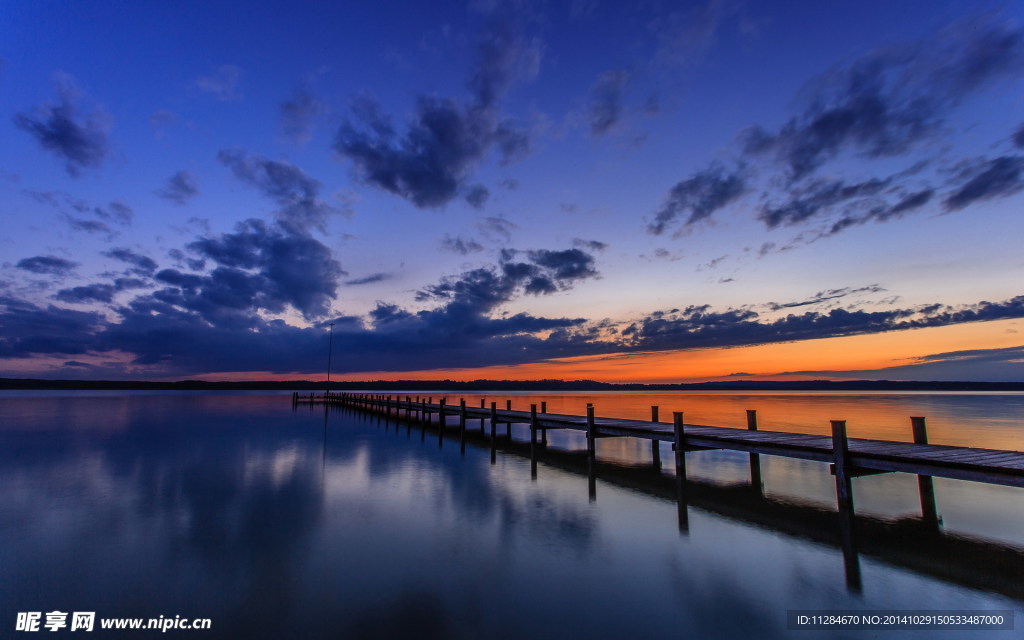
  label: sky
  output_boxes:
[1,0,1024,383]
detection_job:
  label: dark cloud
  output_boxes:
[465,184,490,209]
[622,295,1024,352]
[186,219,344,319]
[1014,124,1024,149]
[280,86,325,143]
[439,235,485,255]
[943,155,1024,211]
[334,13,536,208]
[13,75,110,176]
[477,215,516,242]
[196,64,242,101]
[103,248,158,276]
[15,255,78,276]
[158,171,199,205]
[94,200,133,226]
[345,273,392,286]
[741,15,1024,181]
[759,177,890,229]
[649,164,746,234]
[218,150,339,232]
[587,69,630,135]
[825,188,934,236]
[572,238,608,251]
[65,217,116,239]
[767,285,885,311]
[54,284,117,304]
[0,296,104,357]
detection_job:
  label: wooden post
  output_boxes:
[541,401,547,413]
[586,405,596,500]
[651,406,661,468]
[459,400,467,454]
[438,398,446,447]
[831,419,861,591]
[747,410,763,495]
[586,405,596,461]
[530,404,538,479]
[831,420,854,513]
[506,399,512,411]
[530,404,538,447]
[480,399,486,433]
[674,411,688,532]
[911,417,940,529]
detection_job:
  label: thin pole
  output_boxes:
[325,322,335,396]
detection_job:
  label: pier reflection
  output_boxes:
[337,401,1024,600]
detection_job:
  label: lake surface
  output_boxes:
[1,391,1021,638]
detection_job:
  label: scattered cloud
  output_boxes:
[440,235,485,255]
[13,74,110,176]
[196,64,242,101]
[333,10,537,208]
[280,85,326,143]
[103,248,158,276]
[943,155,1024,211]
[649,164,746,234]
[587,69,630,135]
[465,184,490,209]
[157,171,199,205]
[345,273,393,286]
[15,255,78,276]
[218,149,340,233]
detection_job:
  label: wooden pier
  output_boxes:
[298,391,1024,592]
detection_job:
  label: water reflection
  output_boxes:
[0,392,1020,639]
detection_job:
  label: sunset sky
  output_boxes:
[2,0,1023,382]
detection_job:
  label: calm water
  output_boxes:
[1,391,1021,638]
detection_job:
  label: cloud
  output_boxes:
[476,215,516,242]
[759,177,890,229]
[196,64,242,101]
[650,0,737,68]
[103,248,158,276]
[94,200,134,226]
[650,13,1024,239]
[13,75,110,176]
[280,86,326,143]
[333,13,537,208]
[345,273,392,286]
[786,344,1024,382]
[1014,124,1024,149]
[54,283,117,304]
[0,296,104,358]
[439,235,485,255]
[15,256,78,276]
[943,155,1024,211]
[157,171,199,205]
[465,184,490,209]
[65,217,116,239]
[622,295,1024,352]
[572,238,608,251]
[649,164,746,234]
[218,150,339,233]
[741,14,1024,182]
[767,285,885,311]
[587,69,630,135]
[184,218,344,319]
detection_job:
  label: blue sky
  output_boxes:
[2,0,1024,381]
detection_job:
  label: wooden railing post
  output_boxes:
[911,416,940,528]
[651,406,661,468]
[747,409,763,495]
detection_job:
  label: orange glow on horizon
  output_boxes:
[186,318,1024,384]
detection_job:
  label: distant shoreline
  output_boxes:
[2,377,1023,392]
